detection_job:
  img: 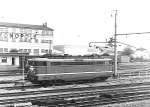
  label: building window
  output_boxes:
[3,33,8,42]
[20,28,24,33]
[49,40,52,44]
[4,48,8,52]
[1,57,7,63]
[24,29,28,33]
[42,30,46,35]
[19,49,23,53]
[0,27,8,33]
[41,49,48,53]
[49,31,53,36]
[0,48,3,53]
[34,30,39,34]
[26,29,32,33]
[12,28,16,33]
[33,49,39,55]
[35,39,38,43]
[16,28,20,33]
[28,49,31,53]
[42,30,50,36]
[24,49,28,53]
[41,40,52,43]
[0,28,3,32]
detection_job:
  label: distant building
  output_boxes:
[132,50,150,60]
[53,45,111,55]
[0,22,53,55]
[120,55,130,63]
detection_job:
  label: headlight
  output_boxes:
[28,66,37,74]
[29,66,34,70]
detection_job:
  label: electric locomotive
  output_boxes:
[26,57,113,85]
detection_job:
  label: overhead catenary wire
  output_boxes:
[117,32,150,36]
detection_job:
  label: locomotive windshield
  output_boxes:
[28,61,47,66]
[51,60,111,65]
[51,62,104,65]
[27,58,112,66]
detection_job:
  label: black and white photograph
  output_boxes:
[0,0,150,107]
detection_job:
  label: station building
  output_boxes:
[0,22,54,66]
[0,22,53,55]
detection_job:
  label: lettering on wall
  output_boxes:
[0,32,38,42]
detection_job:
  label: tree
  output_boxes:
[136,47,146,51]
[121,47,134,56]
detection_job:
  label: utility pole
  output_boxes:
[89,10,150,77]
[22,56,25,86]
[114,10,118,77]
[113,10,150,77]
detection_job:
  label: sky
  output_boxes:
[1,0,150,50]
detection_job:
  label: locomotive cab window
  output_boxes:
[51,61,106,65]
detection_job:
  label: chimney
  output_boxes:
[43,22,47,27]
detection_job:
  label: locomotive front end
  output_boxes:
[26,61,38,83]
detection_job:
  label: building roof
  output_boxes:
[0,52,29,56]
[0,22,53,31]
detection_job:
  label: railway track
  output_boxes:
[63,91,150,107]
[0,81,150,106]
[0,62,150,106]
[118,68,150,77]
[0,67,150,91]
[0,72,149,91]
[32,84,150,106]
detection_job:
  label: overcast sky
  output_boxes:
[1,0,150,50]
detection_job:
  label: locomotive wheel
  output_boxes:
[55,79,65,85]
[100,77,108,81]
[38,80,65,86]
[27,75,38,84]
[39,80,52,86]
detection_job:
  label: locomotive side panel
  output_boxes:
[37,63,112,81]
[56,71,112,81]
[49,61,112,73]
[37,71,112,81]
[26,58,113,83]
